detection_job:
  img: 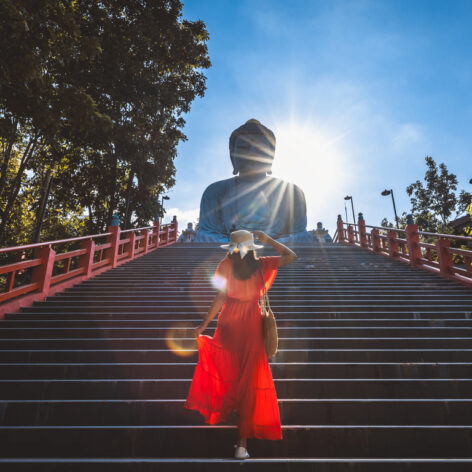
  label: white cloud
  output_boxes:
[392,123,423,151]
[162,207,199,227]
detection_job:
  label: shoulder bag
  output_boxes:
[258,263,278,359]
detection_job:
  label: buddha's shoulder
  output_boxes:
[202,177,236,194]
[268,177,305,194]
[202,176,305,195]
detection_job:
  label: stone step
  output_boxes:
[50,286,471,301]
[2,399,472,426]
[1,379,471,400]
[0,362,470,379]
[66,285,467,292]
[4,318,472,327]
[22,304,472,312]
[1,349,471,363]
[0,458,470,472]
[1,338,471,349]
[13,311,472,319]
[1,426,472,458]
[2,327,471,338]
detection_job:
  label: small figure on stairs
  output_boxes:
[177,222,197,243]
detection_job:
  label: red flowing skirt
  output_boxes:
[184,296,282,440]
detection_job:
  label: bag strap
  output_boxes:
[258,261,272,312]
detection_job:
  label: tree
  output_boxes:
[406,156,471,232]
[0,0,210,245]
[380,214,407,229]
[0,1,112,243]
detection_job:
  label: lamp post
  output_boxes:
[344,196,356,225]
[158,195,170,222]
[344,203,349,223]
[381,189,399,229]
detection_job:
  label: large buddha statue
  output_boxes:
[195,119,313,243]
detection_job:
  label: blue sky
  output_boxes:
[162,0,472,235]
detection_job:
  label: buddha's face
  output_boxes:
[233,133,273,175]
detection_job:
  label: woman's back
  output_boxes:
[213,255,280,302]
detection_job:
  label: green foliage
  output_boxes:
[406,156,472,232]
[380,214,407,230]
[0,0,210,246]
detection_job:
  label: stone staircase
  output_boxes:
[1,242,472,470]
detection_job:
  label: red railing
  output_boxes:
[0,217,178,318]
[334,214,472,287]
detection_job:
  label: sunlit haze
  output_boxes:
[162,0,472,236]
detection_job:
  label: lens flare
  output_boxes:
[165,323,197,358]
[211,274,227,291]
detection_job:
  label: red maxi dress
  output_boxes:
[184,255,282,440]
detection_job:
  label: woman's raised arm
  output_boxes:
[252,230,297,267]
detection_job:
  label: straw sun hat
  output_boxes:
[220,230,263,259]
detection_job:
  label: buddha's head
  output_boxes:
[229,119,275,176]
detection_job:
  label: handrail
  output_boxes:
[120,225,155,234]
[417,231,472,241]
[335,215,472,288]
[0,217,178,317]
[0,233,112,254]
[364,224,407,232]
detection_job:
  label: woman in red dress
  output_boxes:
[184,229,297,459]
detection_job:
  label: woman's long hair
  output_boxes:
[227,250,260,280]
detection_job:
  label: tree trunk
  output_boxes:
[31,170,53,243]
[124,167,134,230]
[0,118,18,197]
[87,204,94,234]
[105,150,119,228]
[0,136,39,243]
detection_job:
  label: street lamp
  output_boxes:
[344,196,356,225]
[381,189,399,229]
[158,195,170,222]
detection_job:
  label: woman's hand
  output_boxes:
[253,230,270,244]
[193,323,207,338]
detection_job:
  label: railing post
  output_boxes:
[388,230,399,259]
[6,250,27,290]
[347,225,355,245]
[465,256,472,275]
[405,214,422,267]
[358,213,367,248]
[371,229,380,253]
[153,220,160,248]
[128,231,136,259]
[142,229,149,254]
[164,224,170,246]
[107,214,121,268]
[5,270,15,292]
[78,238,95,278]
[31,245,56,298]
[437,237,453,277]
[426,248,432,262]
[172,215,178,243]
[337,215,345,243]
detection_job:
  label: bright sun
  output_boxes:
[271,119,352,228]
